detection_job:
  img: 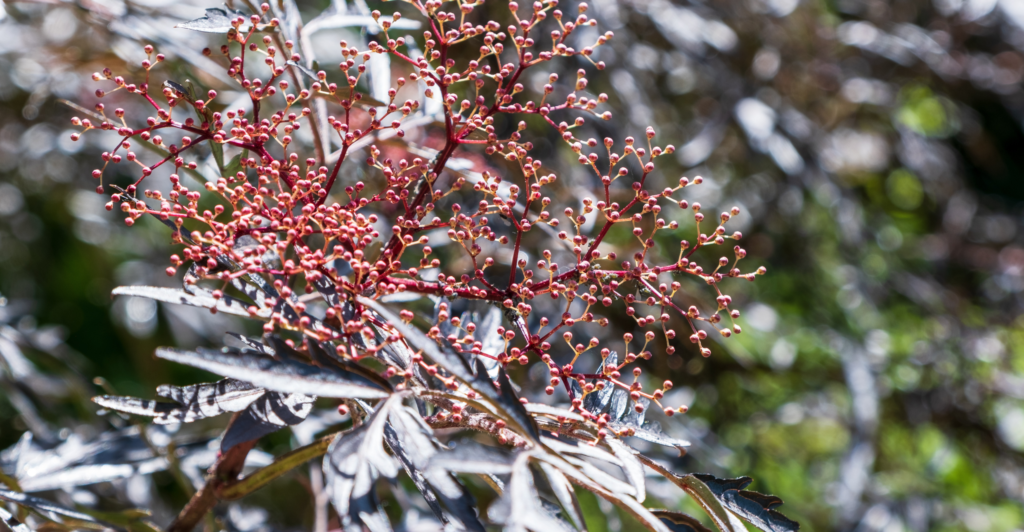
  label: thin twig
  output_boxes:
[166,414,259,532]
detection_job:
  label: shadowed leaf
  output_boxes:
[384,406,486,531]
[474,307,503,380]
[358,297,540,443]
[651,510,715,532]
[155,347,390,399]
[537,462,587,531]
[0,506,31,532]
[223,333,275,356]
[176,7,249,33]
[3,429,176,492]
[0,489,104,525]
[324,396,402,532]
[93,379,265,424]
[636,455,746,532]
[582,352,617,414]
[607,387,629,422]
[428,441,515,475]
[609,420,690,454]
[691,474,800,532]
[502,453,574,532]
[221,392,315,451]
[112,286,268,319]
[607,437,646,503]
[383,408,447,524]
[620,396,650,427]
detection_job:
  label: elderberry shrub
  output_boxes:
[61,2,793,531]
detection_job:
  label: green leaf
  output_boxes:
[224,149,248,178]
[220,433,338,500]
[211,141,226,175]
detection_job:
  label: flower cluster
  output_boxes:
[71,0,764,435]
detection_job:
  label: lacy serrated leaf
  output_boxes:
[607,387,630,422]
[582,351,617,414]
[611,420,690,455]
[607,437,646,503]
[691,474,800,532]
[474,306,503,380]
[504,453,574,532]
[112,286,268,319]
[383,406,446,524]
[156,347,390,399]
[221,392,315,451]
[364,298,475,382]
[324,395,401,532]
[491,363,541,442]
[537,462,586,531]
[4,428,169,492]
[0,489,104,525]
[560,454,636,497]
[176,7,249,33]
[650,510,715,532]
[531,445,671,532]
[163,80,195,103]
[223,333,275,356]
[428,442,514,475]
[541,437,620,466]
[525,403,586,423]
[620,396,650,428]
[358,297,539,443]
[93,378,265,424]
[306,340,395,392]
[0,505,31,532]
[635,455,745,532]
[384,407,486,532]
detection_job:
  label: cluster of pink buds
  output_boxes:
[71,0,765,437]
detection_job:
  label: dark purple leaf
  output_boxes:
[536,462,586,531]
[607,387,630,422]
[651,510,715,532]
[610,421,690,455]
[428,441,514,475]
[382,410,447,524]
[93,379,265,424]
[155,347,390,399]
[285,60,319,82]
[220,392,315,451]
[607,437,646,503]
[111,286,268,319]
[502,452,574,532]
[582,351,617,414]
[0,489,104,525]
[223,333,275,356]
[359,297,539,443]
[0,505,31,532]
[176,7,250,33]
[324,396,402,532]
[691,474,800,532]
[162,80,196,102]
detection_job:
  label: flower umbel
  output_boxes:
[72,0,765,432]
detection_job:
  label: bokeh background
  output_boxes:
[2,0,1024,530]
